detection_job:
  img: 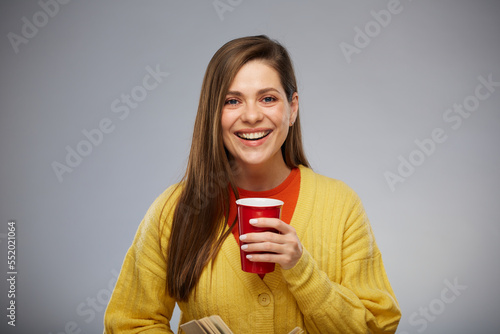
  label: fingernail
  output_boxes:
[241,244,248,250]
[239,234,247,240]
[246,254,253,259]
[249,219,258,225]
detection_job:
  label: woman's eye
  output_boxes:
[225,99,239,105]
[262,96,276,103]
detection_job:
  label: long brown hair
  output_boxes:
[164,35,309,301]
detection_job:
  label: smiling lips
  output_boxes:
[235,130,272,141]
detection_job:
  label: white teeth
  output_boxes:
[237,131,270,140]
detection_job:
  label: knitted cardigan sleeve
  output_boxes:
[103,186,179,333]
[281,176,401,333]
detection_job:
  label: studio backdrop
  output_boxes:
[1,0,499,333]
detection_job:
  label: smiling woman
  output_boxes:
[104,35,401,333]
[221,60,299,190]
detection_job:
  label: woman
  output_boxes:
[104,35,401,333]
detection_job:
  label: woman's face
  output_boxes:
[221,60,298,171]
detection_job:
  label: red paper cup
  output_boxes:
[236,198,283,274]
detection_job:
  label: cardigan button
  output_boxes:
[258,293,271,306]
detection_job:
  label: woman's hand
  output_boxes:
[239,218,303,270]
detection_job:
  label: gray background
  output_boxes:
[1,0,499,333]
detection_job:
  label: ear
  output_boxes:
[289,92,299,126]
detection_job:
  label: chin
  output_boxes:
[242,154,280,168]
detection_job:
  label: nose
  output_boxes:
[240,102,263,124]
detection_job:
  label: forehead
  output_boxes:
[228,60,283,92]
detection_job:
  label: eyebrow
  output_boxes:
[226,88,282,97]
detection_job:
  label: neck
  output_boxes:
[232,159,291,192]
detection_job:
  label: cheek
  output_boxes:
[220,112,234,143]
[275,105,291,127]
[220,112,231,134]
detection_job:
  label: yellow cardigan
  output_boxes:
[104,166,401,333]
